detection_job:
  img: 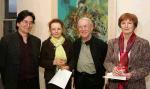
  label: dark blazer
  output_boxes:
[73,36,108,88]
[104,36,150,89]
[39,37,73,81]
[0,32,41,89]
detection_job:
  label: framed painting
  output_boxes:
[58,0,108,42]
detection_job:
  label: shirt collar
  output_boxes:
[17,31,31,42]
[82,36,93,45]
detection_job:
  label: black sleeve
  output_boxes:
[102,41,108,63]
[0,37,8,72]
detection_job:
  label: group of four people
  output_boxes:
[0,10,150,89]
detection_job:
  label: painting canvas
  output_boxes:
[58,0,108,42]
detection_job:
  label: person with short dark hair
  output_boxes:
[104,13,150,89]
[73,17,108,89]
[39,18,73,89]
[0,10,41,89]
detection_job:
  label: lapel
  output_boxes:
[11,33,20,64]
[89,37,97,64]
[128,37,139,65]
[74,38,82,67]
[29,34,40,61]
[77,40,82,60]
[113,38,120,65]
[29,35,35,58]
[89,37,99,71]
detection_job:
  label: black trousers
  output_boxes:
[17,77,40,89]
[74,71,104,89]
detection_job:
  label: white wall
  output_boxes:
[17,1,58,89]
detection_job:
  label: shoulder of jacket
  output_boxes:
[92,37,107,45]
[136,36,149,45]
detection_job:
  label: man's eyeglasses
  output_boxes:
[22,20,34,25]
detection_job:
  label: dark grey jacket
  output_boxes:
[0,32,41,89]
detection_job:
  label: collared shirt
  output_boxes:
[77,40,96,74]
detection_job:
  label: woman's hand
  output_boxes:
[61,65,69,70]
[53,59,66,66]
[123,73,132,80]
[53,59,69,70]
[112,66,126,76]
[112,65,132,80]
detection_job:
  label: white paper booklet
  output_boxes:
[103,72,126,80]
[49,69,72,89]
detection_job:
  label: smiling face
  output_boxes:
[50,22,63,39]
[120,19,135,35]
[77,18,93,41]
[118,13,138,36]
[17,16,34,35]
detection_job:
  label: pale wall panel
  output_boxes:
[108,0,117,40]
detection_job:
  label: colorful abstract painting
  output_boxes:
[58,0,108,42]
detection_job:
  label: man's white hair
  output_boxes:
[78,17,93,26]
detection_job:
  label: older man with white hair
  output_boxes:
[73,17,108,89]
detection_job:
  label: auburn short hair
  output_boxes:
[118,13,138,29]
